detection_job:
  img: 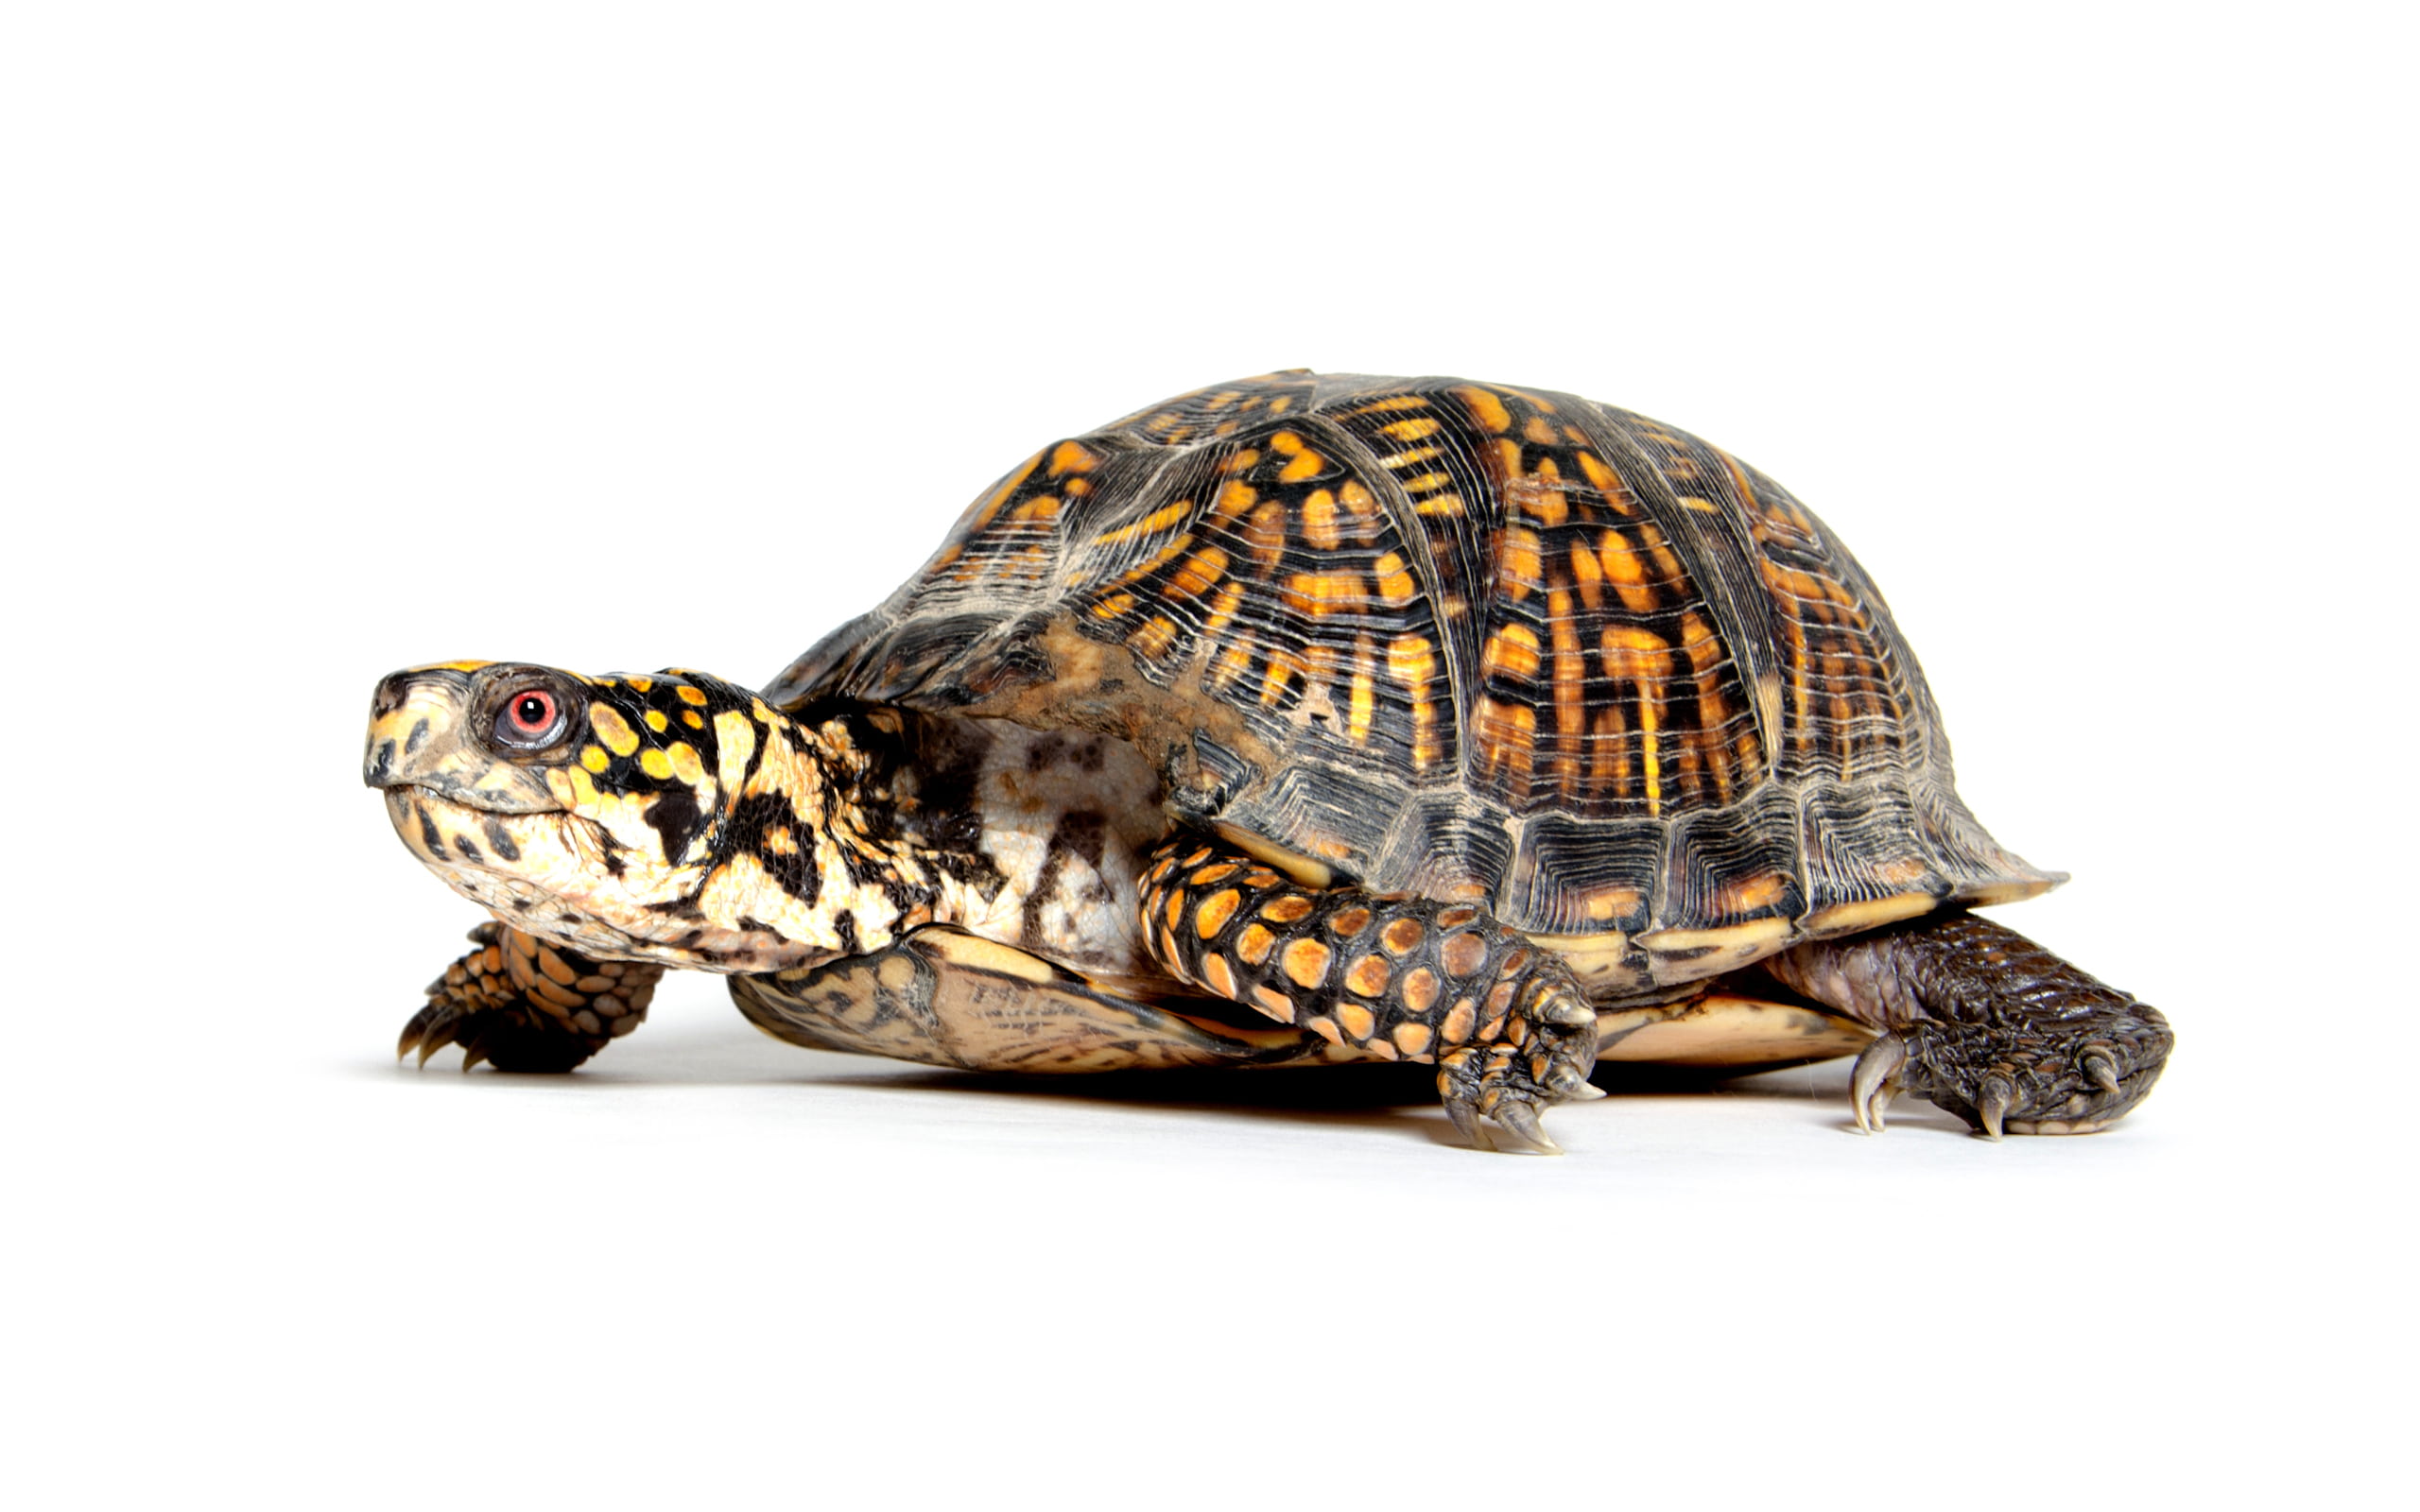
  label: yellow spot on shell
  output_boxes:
[1454,386,1512,433]
[591,705,641,757]
[1168,547,1228,601]
[1098,499,1194,547]
[1302,490,1341,548]
[1049,440,1098,474]
[1284,572,1363,618]
[1373,552,1417,606]
[1128,614,1178,660]
[1481,625,1543,679]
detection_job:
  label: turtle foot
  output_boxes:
[1435,992,1603,1156]
[1852,1012,2169,1139]
[399,923,661,1074]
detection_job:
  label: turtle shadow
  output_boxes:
[374,1024,1918,1146]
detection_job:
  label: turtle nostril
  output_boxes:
[364,737,397,787]
[372,673,412,719]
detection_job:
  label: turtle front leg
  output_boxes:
[1135,836,1603,1153]
[1766,911,2172,1138]
[400,922,665,1074]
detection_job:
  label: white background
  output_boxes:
[6,3,2410,1507]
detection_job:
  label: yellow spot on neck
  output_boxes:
[590,704,641,757]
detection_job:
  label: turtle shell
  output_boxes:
[769,371,2056,997]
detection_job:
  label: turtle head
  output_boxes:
[363,661,864,971]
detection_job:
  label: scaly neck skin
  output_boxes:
[687,703,966,967]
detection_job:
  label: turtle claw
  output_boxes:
[1490,1098,1562,1156]
[1445,1096,1492,1152]
[1850,1033,1909,1133]
[1547,1064,1607,1101]
[1977,1074,2014,1142]
[2083,1048,2122,1095]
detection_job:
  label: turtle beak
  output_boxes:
[364,665,475,788]
[362,662,560,813]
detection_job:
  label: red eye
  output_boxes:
[493,686,568,750]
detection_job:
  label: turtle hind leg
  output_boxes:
[1766,911,2172,1137]
[1134,834,1602,1154]
[401,922,664,1073]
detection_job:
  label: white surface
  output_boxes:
[5,4,2410,1507]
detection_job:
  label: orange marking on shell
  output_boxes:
[1381,416,1443,442]
[1243,498,1287,567]
[1471,696,1536,783]
[1372,552,1417,606]
[1103,498,1195,544]
[1481,624,1542,679]
[1258,648,1302,707]
[967,450,1046,530]
[1128,615,1178,661]
[1279,448,1324,483]
[1209,641,1253,691]
[1301,490,1342,548]
[1167,546,1229,601]
[1346,647,1376,746]
[1500,527,1545,599]
[1720,873,1789,915]
[1049,441,1098,475]
[1336,1002,1377,1041]
[1284,571,1364,619]
[1195,888,1243,939]
[1216,479,1260,519]
[1386,635,1440,749]
[1344,955,1392,998]
[1453,386,1512,433]
[1282,938,1332,989]
[1597,529,1661,614]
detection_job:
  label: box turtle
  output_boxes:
[362,371,2172,1152]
